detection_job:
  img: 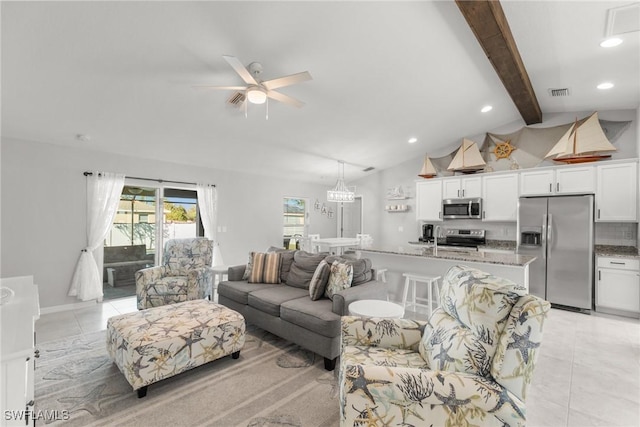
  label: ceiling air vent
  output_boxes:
[548,88,570,97]
[362,166,375,172]
[606,3,640,36]
[227,91,246,107]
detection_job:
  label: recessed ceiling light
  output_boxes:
[408,137,417,144]
[481,105,493,113]
[597,82,614,90]
[600,37,623,48]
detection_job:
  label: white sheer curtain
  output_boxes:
[196,183,224,266]
[68,172,125,301]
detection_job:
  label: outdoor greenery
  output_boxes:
[165,202,197,222]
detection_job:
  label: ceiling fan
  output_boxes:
[194,55,312,109]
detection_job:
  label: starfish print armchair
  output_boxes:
[136,238,214,309]
[339,265,550,427]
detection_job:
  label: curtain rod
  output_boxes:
[83,172,215,187]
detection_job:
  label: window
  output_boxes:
[283,197,306,249]
[107,186,158,253]
[103,184,204,300]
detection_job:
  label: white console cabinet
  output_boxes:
[1,276,40,427]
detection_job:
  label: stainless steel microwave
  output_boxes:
[442,198,482,219]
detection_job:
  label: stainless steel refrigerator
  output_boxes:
[517,195,594,311]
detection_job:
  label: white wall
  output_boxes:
[0,138,337,308]
[352,109,639,248]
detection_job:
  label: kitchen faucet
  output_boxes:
[434,225,441,255]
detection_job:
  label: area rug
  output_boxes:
[35,326,340,426]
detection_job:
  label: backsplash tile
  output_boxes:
[595,222,638,246]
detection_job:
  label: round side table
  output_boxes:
[348,299,404,319]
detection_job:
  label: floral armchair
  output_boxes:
[339,265,550,427]
[135,238,214,309]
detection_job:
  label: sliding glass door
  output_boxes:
[103,183,202,299]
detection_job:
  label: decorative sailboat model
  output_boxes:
[545,112,616,164]
[418,155,437,178]
[447,138,486,173]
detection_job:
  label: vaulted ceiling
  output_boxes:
[2,1,638,184]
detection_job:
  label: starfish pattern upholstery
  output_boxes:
[339,265,550,427]
[136,238,214,309]
[107,299,245,394]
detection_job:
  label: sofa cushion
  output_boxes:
[248,252,282,284]
[309,260,331,301]
[280,297,342,338]
[286,251,326,289]
[217,280,279,305]
[248,286,309,317]
[324,256,373,285]
[325,261,353,300]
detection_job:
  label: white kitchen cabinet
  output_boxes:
[442,176,481,199]
[519,166,595,196]
[596,256,640,317]
[416,180,443,221]
[1,276,40,427]
[595,161,638,222]
[482,173,519,221]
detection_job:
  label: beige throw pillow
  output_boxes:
[324,261,353,300]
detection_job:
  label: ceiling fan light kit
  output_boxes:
[246,88,267,104]
[195,55,312,116]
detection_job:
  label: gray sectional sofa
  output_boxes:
[217,249,388,370]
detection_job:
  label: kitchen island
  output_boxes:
[357,246,536,306]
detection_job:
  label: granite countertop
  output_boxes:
[361,246,535,267]
[594,245,640,259]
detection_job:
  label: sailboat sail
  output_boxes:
[545,112,616,162]
[447,138,486,172]
[418,155,437,178]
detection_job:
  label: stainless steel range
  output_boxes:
[439,229,486,251]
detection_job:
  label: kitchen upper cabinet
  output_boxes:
[596,161,638,222]
[416,180,443,222]
[442,176,482,199]
[519,166,595,196]
[482,173,519,221]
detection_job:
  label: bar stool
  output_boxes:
[401,273,441,317]
[375,268,388,283]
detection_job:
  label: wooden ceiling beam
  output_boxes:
[456,0,542,125]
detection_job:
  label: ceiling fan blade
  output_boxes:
[266,90,305,108]
[192,85,247,91]
[222,55,258,85]
[262,71,312,90]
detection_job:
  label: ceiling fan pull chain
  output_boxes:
[266,97,269,120]
[244,97,248,119]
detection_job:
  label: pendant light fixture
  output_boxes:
[327,161,355,203]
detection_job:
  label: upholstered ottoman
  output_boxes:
[106,299,245,397]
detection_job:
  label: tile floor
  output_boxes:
[36,298,640,427]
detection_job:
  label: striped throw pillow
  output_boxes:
[248,252,266,283]
[262,252,283,284]
[309,260,331,300]
[248,252,282,284]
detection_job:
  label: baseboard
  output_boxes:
[41,300,97,314]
